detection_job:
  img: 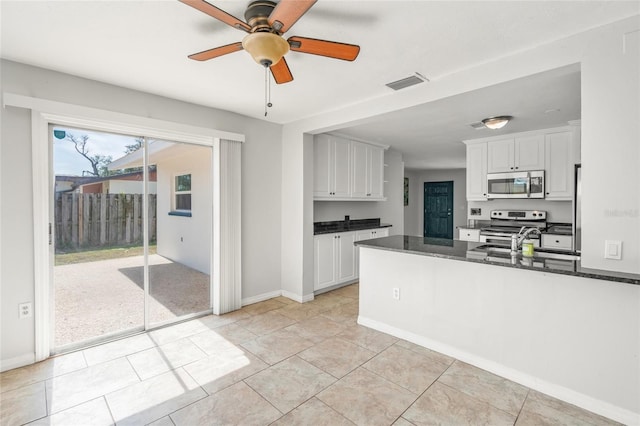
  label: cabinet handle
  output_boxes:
[515,167,519,170]
[510,167,514,170]
[555,240,560,243]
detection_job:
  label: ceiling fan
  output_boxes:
[179,0,361,84]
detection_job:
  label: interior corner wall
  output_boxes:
[280,125,308,301]
[404,168,468,237]
[0,59,283,364]
[581,17,640,274]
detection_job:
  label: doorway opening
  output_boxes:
[423,181,454,239]
[51,126,212,353]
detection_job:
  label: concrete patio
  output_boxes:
[54,254,210,347]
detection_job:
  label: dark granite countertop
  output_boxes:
[354,235,640,285]
[314,218,392,235]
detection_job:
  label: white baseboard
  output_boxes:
[358,316,639,426]
[281,290,314,303]
[241,290,283,307]
[241,290,315,306]
[1,353,35,372]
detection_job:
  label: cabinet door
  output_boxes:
[336,232,357,283]
[332,137,351,197]
[313,135,332,197]
[351,141,369,198]
[487,138,514,173]
[466,143,488,200]
[515,134,545,171]
[355,230,373,241]
[368,146,385,198]
[374,228,390,238]
[314,234,336,290]
[545,131,572,200]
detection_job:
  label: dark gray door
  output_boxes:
[424,181,454,239]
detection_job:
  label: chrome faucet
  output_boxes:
[510,226,541,255]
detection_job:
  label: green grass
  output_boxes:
[55,244,157,266]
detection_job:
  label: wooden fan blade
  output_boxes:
[268,0,317,34]
[288,36,360,61]
[188,42,244,61]
[179,0,251,32]
[270,57,294,84]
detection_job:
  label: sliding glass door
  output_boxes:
[51,127,212,352]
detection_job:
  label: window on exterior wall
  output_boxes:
[171,173,192,216]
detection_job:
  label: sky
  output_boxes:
[53,127,140,176]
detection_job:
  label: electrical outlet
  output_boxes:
[19,302,32,319]
[392,288,400,300]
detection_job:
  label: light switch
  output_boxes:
[604,240,622,260]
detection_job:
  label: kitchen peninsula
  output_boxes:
[355,235,640,423]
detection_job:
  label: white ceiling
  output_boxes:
[2,1,638,168]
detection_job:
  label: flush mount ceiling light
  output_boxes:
[482,116,513,130]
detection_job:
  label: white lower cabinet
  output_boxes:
[314,231,357,291]
[355,228,389,241]
[314,227,391,291]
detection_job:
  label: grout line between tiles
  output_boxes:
[394,352,458,423]
[101,396,117,426]
[514,388,532,425]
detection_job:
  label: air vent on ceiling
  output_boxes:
[469,121,486,130]
[386,72,429,91]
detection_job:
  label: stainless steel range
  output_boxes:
[479,210,547,247]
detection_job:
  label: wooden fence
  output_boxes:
[55,193,157,251]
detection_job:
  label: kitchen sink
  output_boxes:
[472,245,580,261]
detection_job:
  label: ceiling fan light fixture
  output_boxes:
[482,115,513,130]
[242,32,290,67]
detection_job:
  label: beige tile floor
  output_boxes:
[0,284,621,426]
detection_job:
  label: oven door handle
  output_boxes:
[526,172,531,198]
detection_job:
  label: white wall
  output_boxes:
[581,19,640,273]
[404,168,467,237]
[313,149,404,235]
[156,146,212,274]
[0,60,283,364]
[0,106,36,367]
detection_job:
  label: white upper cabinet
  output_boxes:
[515,134,545,171]
[314,135,386,201]
[313,134,351,198]
[487,134,544,173]
[487,138,514,173]
[351,141,369,198]
[545,131,573,200]
[369,146,385,199]
[351,141,385,199]
[465,142,488,201]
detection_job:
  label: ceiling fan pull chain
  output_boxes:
[264,64,274,117]
[264,65,268,117]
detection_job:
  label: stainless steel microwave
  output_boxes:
[487,170,545,199]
